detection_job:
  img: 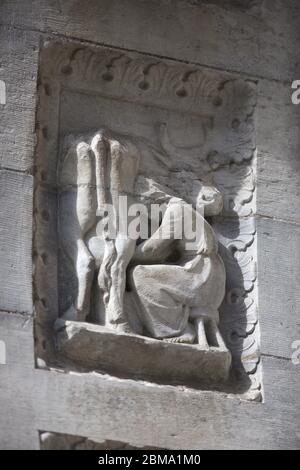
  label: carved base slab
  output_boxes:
[55,320,231,388]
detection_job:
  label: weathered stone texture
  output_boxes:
[0,0,299,451]
[0,26,39,172]
[1,313,299,450]
[0,171,33,314]
[257,217,300,359]
[256,80,300,222]
[56,320,231,387]
[0,0,299,81]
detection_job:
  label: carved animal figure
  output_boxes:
[59,130,140,332]
[59,129,227,349]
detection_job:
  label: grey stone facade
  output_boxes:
[0,0,299,450]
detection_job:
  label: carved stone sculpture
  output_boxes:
[59,129,227,350]
[34,42,258,393]
[60,130,140,332]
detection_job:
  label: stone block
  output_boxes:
[56,320,231,388]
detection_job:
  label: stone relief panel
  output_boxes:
[34,41,260,398]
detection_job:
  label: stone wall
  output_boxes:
[0,0,299,449]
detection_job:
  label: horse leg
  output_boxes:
[194,316,209,350]
[62,238,95,321]
[206,318,227,351]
